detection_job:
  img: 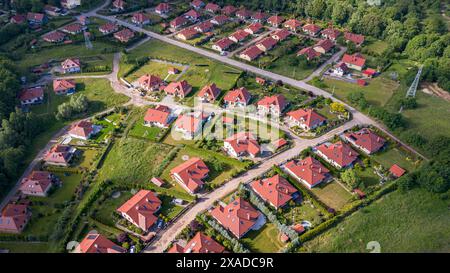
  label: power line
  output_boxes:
[405,65,423,98]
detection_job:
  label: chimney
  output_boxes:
[319,167,322,173]
[377,137,380,142]
[349,151,352,156]
[94,244,98,249]
[247,213,251,220]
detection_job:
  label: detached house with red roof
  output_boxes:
[223,87,251,107]
[170,16,188,29]
[283,19,302,32]
[155,3,170,15]
[198,83,221,103]
[250,175,298,209]
[256,37,278,52]
[236,8,251,20]
[343,128,386,155]
[313,39,335,54]
[44,144,77,166]
[212,37,234,52]
[190,0,205,10]
[195,21,213,33]
[144,105,173,128]
[69,120,98,140]
[224,132,261,158]
[302,24,321,37]
[61,58,81,74]
[99,22,119,35]
[315,141,359,169]
[244,22,263,35]
[61,0,81,9]
[222,5,238,16]
[44,5,61,17]
[257,94,288,116]
[0,203,31,234]
[138,74,163,91]
[284,157,330,188]
[239,45,263,61]
[19,171,55,197]
[287,108,326,131]
[114,28,135,43]
[205,3,220,13]
[19,86,44,106]
[297,47,320,61]
[229,29,250,43]
[27,12,47,25]
[344,32,365,46]
[10,14,26,24]
[170,157,210,194]
[211,14,228,25]
[184,9,201,22]
[132,13,150,25]
[267,15,285,27]
[62,23,84,35]
[342,53,366,71]
[251,11,268,23]
[272,29,291,41]
[174,111,211,139]
[164,80,192,98]
[112,0,125,11]
[53,79,76,95]
[43,31,66,43]
[321,28,341,41]
[75,232,126,253]
[210,197,263,238]
[117,190,162,232]
[168,232,225,253]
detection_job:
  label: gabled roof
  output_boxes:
[225,132,261,157]
[229,29,250,41]
[198,83,221,101]
[61,58,80,69]
[195,21,213,32]
[389,164,406,178]
[174,112,204,134]
[342,53,366,67]
[44,144,74,164]
[256,37,278,50]
[303,23,321,34]
[250,174,297,208]
[69,120,94,139]
[211,14,228,24]
[314,39,334,52]
[77,233,126,253]
[245,22,263,33]
[27,12,45,22]
[170,157,210,193]
[191,0,204,8]
[117,190,161,231]
[285,157,329,187]
[235,8,251,18]
[205,3,220,12]
[168,232,225,253]
[222,5,237,15]
[344,32,365,45]
[223,87,251,104]
[43,31,66,42]
[287,108,326,128]
[272,29,291,41]
[138,74,162,89]
[210,197,261,238]
[113,0,125,9]
[144,105,171,126]
[164,80,192,97]
[257,94,287,112]
[155,3,170,12]
[344,128,386,154]
[170,16,188,27]
[20,171,52,195]
[321,28,341,40]
[0,204,29,233]
[267,15,284,25]
[214,37,234,50]
[284,18,302,29]
[251,11,268,21]
[240,45,263,60]
[132,12,150,23]
[185,9,201,19]
[316,141,359,168]
[53,79,76,92]
[19,87,43,102]
[62,23,83,33]
[178,27,199,39]
[297,47,320,60]
[99,22,118,33]
[114,28,135,41]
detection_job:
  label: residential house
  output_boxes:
[0,203,31,234]
[112,0,125,10]
[190,0,205,10]
[75,232,126,253]
[302,24,321,36]
[173,111,210,139]
[27,12,47,25]
[236,9,251,20]
[99,22,119,35]
[61,0,81,9]
[176,28,199,40]
[257,94,287,116]
[170,157,210,193]
[164,80,192,98]
[151,177,165,187]
[155,3,170,14]
[283,19,302,32]
[332,62,349,76]
[43,31,66,43]
[342,53,366,71]
[244,22,263,35]
[250,175,298,209]
[184,9,201,22]
[313,39,334,54]
[389,164,406,178]
[62,23,84,35]
[271,29,290,41]
[205,3,220,13]
[222,5,238,16]
[114,28,135,43]
[211,14,228,25]
[224,132,261,158]
[296,47,320,61]
[315,141,359,169]
[256,37,278,52]
[144,105,173,128]
[138,74,163,91]
[229,29,250,43]
[53,79,76,95]
[44,5,61,17]
[344,32,365,46]
[68,120,97,140]
[223,87,251,107]
[343,128,386,154]
[212,37,234,52]
[251,11,268,23]
[239,45,263,61]
[61,58,81,74]
[117,190,162,232]
[363,68,377,78]
[194,21,213,33]
[198,83,221,103]
[132,13,150,25]
[170,16,188,29]
[44,144,77,166]
[10,14,26,24]
[284,157,330,188]
[19,87,44,106]
[267,15,284,27]
[19,171,55,197]
[286,108,326,131]
[210,197,263,239]
[321,28,341,41]
[168,232,225,253]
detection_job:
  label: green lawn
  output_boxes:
[124,60,185,83]
[94,191,133,226]
[0,242,51,253]
[159,195,185,221]
[364,40,389,56]
[300,188,450,253]
[372,147,419,172]
[268,52,316,80]
[241,222,286,253]
[128,108,166,141]
[311,181,354,210]
[282,203,324,226]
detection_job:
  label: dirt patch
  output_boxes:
[420,82,450,102]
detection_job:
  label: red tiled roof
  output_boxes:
[43,31,66,42]
[211,14,228,24]
[363,68,377,76]
[61,58,80,69]
[27,12,45,22]
[240,45,263,60]
[245,22,263,34]
[132,12,150,23]
[272,29,291,41]
[297,46,320,60]
[138,74,162,90]
[77,233,126,253]
[316,141,359,168]
[210,197,261,238]
[257,94,287,112]
[168,232,225,253]
[236,8,251,18]
[178,27,199,39]
[252,11,268,21]
[170,157,209,193]
[62,23,83,33]
[223,87,251,105]
[198,83,221,101]
[11,14,26,24]
[344,128,386,154]
[53,79,76,92]
[19,171,52,195]
[69,120,94,139]
[344,32,365,45]
[303,24,321,34]
[19,87,43,102]
[195,21,213,32]
[113,0,125,9]
[155,3,170,13]
[0,204,30,233]
[144,105,171,126]
[314,39,334,52]
[287,108,326,129]
[205,3,220,12]
[117,190,161,231]
[389,164,406,178]
[293,224,305,234]
[250,174,297,208]
[114,28,135,42]
[185,9,201,19]
[321,28,341,40]
[267,15,284,25]
[256,37,278,51]
[99,22,118,33]
[191,0,204,8]
[229,29,250,42]
[222,5,237,16]
[342,53,366,68]
[284,19,302,30]
[225,132,261,157]
[272,138,287,149]
[285,157,329,187]
[214,37,234,50]
[164,80,192,97]
[44,144,74,165]
[170,16,188,27]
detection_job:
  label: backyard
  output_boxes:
[241,222,286,253]
[311,181,354,210]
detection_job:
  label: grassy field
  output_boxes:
[364,40,389,56]
[311,181,354,210]
[300,188,450,253]
[372,147,419,172]
[0,242,51,253]
[124,60,186,83]
[241,222,286,253]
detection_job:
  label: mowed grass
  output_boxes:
[300,188,450,253]
[241,222,286,253]
[311,181,353,210]
[364,40,389,56]
[372,147,419,172]
[0,242,51,253]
